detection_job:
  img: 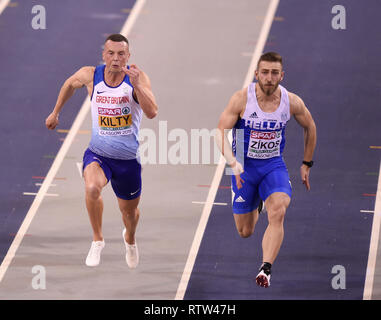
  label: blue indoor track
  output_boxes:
[185,0,381,299]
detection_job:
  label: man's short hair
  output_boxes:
[257,52,283,69]
[105,33,129,45]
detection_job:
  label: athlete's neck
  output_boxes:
[104,68,125,87]
[255,83,281,113]
[255,83,281,102]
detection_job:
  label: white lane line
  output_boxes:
[23,192,59,197]
[363,161,381,300]
[174,0,280,300]
[35,183,57,187]
[175,159,226,301]
[361,210,375,214]
[242,0,279,89]
[0,0,11,15]
[120,0,146,37]
[0,0,146,284]
[192,201,228,206]
[76,162,83,178]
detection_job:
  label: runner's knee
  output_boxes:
[237,226,254,238]
[120,206,139,218]
[85,183,102,200]
[267,205,286,225]
[266,193,290,225]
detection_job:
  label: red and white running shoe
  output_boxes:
[256,269,271,288]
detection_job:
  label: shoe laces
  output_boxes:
[127,243,136,252]
[90,241,103,255]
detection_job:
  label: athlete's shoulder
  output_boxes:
[227,87,247,115]
[136,67,152,89]
[75,66,96,83]
[287,91,307,115]
[287,91,302,110]
[139,69,151,85]
[78,66,96,74]
[231,87,247,104]
[66,66,95,89]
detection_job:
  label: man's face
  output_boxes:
[255,61,284,96]
[102,40,130,73]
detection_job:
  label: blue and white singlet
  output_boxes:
[89,64,142,160]
[232,83,290,163]
[231,83,292,214]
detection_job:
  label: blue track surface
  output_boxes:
[0,0,136,264]
[185,0,381,299]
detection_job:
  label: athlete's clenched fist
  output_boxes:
[45,112,59,130]
[122,64,141,88]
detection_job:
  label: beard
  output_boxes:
[258,80,280,96]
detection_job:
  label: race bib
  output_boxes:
[247,130,282,159]
[98,106,132,136]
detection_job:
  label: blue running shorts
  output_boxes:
[231,157,292,214]
[83,148,141,200]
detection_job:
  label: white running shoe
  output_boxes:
[256,269,271,288]
[85,240,105,267]
[122,228,139,268]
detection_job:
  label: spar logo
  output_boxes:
[98,107,121,116]
[250,131,278,140]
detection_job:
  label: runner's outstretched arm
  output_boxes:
[45,66,94,130]
[290,93,317,190]
[216,89,246,188]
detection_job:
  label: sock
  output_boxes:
[260,262,272,275]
